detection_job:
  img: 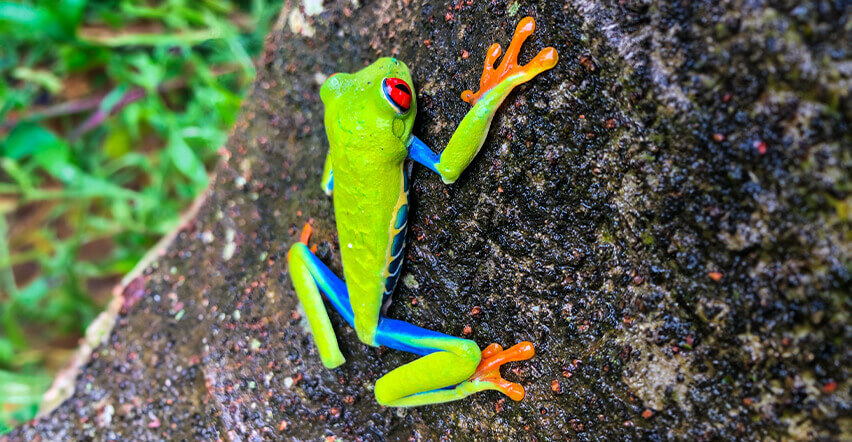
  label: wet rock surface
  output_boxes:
[6,0,850,440]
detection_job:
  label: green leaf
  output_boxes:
[0,338,12,365]
[167,134,208,187]
[0,2,64,38]
[29,130,72,177]
[0,158,32,194]
[2,307,27,349]
[0,3,50,28]
[15,279,49,307]
[58,45,109,72]
[54,0,87,33]
[1,122,68,160]
[120,102,144,140]
[125,54,164,91]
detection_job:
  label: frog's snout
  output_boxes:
[320,72,343,104]
[321,73,339,89]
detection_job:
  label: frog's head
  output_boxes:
[320,58,416,158]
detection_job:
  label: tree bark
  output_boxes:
[6,0,849,440]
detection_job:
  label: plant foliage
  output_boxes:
[0,0,282,432]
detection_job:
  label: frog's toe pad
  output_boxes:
[480,342,504,359]
[299,223,313,245]
[469,341,535,401]
[297,223,319,253]
[461,17,558,105]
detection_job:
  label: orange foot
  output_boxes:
[288,223,318,261]
[461,17,558,105]
[468,341,535,401]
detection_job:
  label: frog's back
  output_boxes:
[331,145,409,344]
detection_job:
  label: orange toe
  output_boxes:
[477,374,526,401]
[288,223,314,262]
[299,223,313,245]
[481,343,504,359]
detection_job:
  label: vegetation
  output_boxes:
[0,0,282,432]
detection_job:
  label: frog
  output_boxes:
[287,17,558,407]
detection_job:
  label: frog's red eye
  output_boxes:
[382,77,412,113]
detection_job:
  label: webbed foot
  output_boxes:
[461,17,558,106]
[467,341,535,401]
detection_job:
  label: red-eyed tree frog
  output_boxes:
[287,17,558,407]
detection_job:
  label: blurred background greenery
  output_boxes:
[0,0,282,432]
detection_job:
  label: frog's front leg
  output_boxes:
[409,17,558,183]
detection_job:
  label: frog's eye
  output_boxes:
[382,77,412,114]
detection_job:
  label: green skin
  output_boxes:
[288,39,554,405]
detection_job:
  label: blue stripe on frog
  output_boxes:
[388,250,403,276]
[384,269,400,297]
[391,228,405,258]
[384,230,406,297]
[403,169,410,192]
[395,204,408,229]
[383,262,403,297]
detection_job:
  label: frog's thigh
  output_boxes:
[373,318,481,406]
[288,242,349,368]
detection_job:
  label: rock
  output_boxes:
[6,0,849,440]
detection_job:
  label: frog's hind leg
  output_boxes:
[373,318,534,407]
[287,224,354,368]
